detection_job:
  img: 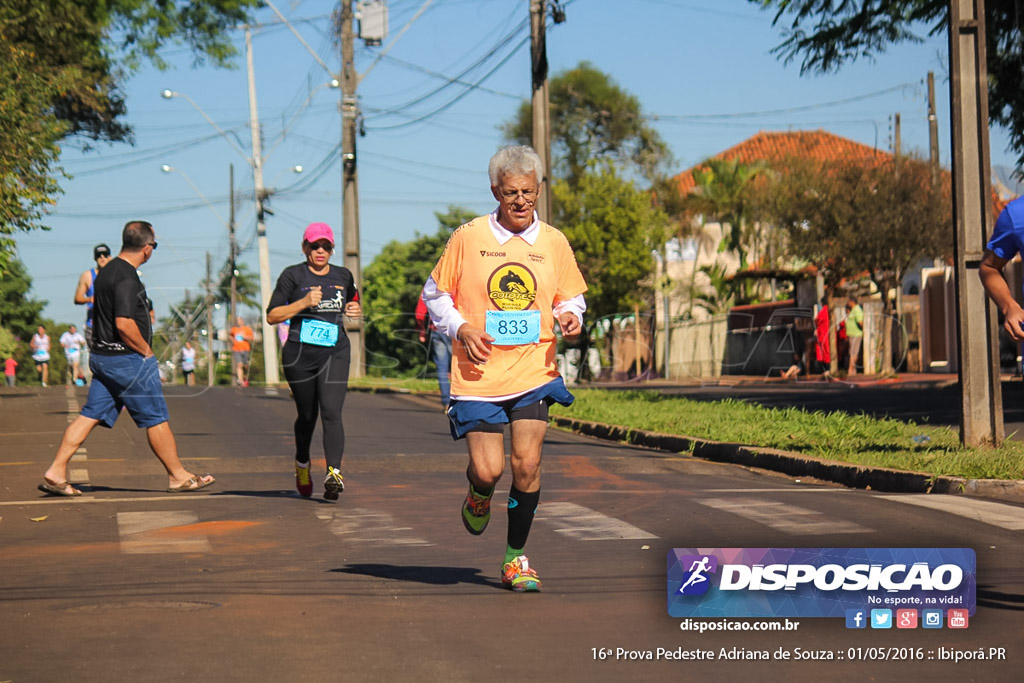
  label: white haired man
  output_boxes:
[422,145,588,592]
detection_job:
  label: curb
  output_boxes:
[550,416,1024,505]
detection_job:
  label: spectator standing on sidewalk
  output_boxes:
[845,297,864,376]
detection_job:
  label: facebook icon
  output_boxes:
[846,609,867,629]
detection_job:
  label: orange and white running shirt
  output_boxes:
[429,213,587,399]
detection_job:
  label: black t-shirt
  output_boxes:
[91,257,152,355]
[268,263,359,352]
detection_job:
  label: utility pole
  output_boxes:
[927,71,940,188]
[530,0,552,223]
[205,252,215,387]
[340,1,365,377]
[893,113,901,160]
[229,164,238,330]
[245,26,281,386]
[948,0,1003,446]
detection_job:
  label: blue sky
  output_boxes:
[16,0,1019,327]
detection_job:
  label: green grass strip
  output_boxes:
[549,389,1024,481]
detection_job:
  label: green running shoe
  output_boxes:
[461,484,492,535]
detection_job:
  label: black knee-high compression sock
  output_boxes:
[506,486,540,560]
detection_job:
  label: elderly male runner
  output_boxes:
[38,221,214,496]
[423,145,587,592]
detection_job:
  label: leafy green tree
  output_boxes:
[503,61,671,188]
[762,155,951,373]
[362,206,476,377]
[0,256,46,340]
[752,0,1024,171]
[554,164,670,321]
[0,0,260,268]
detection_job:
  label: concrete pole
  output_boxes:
[928,71,940,188]
[341,0,365,377]
[530,0,552,223]
[947,0,1004,446]
[205,252,215,387]
[245,27,281,386]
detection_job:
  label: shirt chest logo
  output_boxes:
[487,263,536,311]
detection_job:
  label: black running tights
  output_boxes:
[283,350,350,470]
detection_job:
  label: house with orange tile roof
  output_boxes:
[656,129,1015,379]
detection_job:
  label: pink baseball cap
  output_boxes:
[303,222,334,245]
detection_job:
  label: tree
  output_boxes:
[682,158,768,273]
[762,155,952,373]
[502,61,671,188]
[362,206,476,377]
[554,164,670,321]
[0,0,260,268]
[0,256,46,340]
[752,0,1024,171]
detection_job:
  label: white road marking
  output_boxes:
[317,508,433,546]
[118,510,212,554]
[69,468,90,483]
[875,494,1024,531]
[534,501,657,540]
[699,497,872,535]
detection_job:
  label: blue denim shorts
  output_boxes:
[82,354,170,429]
[446,377,574,440]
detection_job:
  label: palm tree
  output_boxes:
[683,158,767,273]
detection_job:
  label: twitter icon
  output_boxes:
[870,609,893,629]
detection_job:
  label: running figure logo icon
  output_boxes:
[677,555,718,595]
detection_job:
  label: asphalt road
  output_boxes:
[1,384,1022,682]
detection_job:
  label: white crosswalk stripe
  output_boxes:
[317,509,433,546]
[535,501,657,540]
[118,510,212,554]
[699,497,872,535]
[875,494,1024,531]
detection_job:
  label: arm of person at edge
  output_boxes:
[74,270,92,305]
[979,250,1024,342]
[422,275,585,364]
[115,317,154,357]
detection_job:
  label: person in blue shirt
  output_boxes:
[980,196,1024,341]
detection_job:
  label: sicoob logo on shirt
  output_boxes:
[487,263,536,311]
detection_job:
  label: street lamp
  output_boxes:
[160,164,227,226]
[160,90,249,161]
[163,86,280,386]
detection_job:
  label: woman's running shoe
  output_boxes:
[295,461,312,497]
[324,466,345,501]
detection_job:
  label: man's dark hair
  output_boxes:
[122,220,155,252]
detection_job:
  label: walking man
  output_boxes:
[38,221,215,497]
[75,243,113,382]
[423,145,588,591]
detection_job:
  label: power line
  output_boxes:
[653,82,921,121]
